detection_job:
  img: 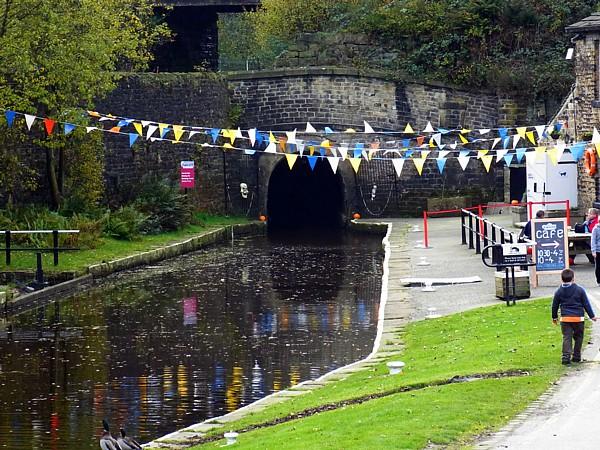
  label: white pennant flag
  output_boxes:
[392,158,405,177]
[512,135,521,149]
[286,129,297,145]
[546,125,554,136]
[479,128,491,135]
[188,131,200,139]
[306,122,316,133]
[248,128,257,147]
[458,155,470,170]
[438,150,449,159]
[449,142,458,150]
[593,127,600,144]
[535,125,546,140]
[146,125,157,140]
[423,121,435,133]
[491,137,501,150]
[338,145,348,160]
[432,133,442,147]
[496,149,508,162]
[327,156,340,173]
[85,126,97,133]
[141,120,151,127]
[235,127,244,140]
[363,121,374,133]
[265,142,277,153]
[25,114,36,130]
[297,140,305,156]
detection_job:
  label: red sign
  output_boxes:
[180,160,195,188]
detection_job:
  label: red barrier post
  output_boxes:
[423,211,429,248]
[566,200,571,226]
[478,204,484,238]
[527,202,533,221]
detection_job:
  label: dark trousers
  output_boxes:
[595,255,600,284]
[561,322,585,362]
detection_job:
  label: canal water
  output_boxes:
[0,229,384,449]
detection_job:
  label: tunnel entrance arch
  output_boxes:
[267,157,346,229]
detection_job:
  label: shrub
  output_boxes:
[104,206,147,240]
[134,176,191,234]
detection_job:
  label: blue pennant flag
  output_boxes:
[503,154,514,167]
[459,150,470,158]
[210,128,220,144]
[555,123,563,132]
[255,132,264,147]
[503,137,510,149]
[319,146,326,156]
[324,127,334,134]
[307,155,318,171]
[117,119,133,127]
[244,149,256,155]
[570,142,586,161]
[261,133,270,148]
[129,133,139,147]
[499,128,508,139]
[436,158,447,173]
[5,110,16,127]
[438,128,450,134]
[287,143,296,153]
[515,148,526,163]
[404,149,414,158]
[160,127,171,139]
[353,143,364,159]
[402,139,410,148]
[64,123,76,135]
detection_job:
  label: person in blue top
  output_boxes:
[591,219,600,285]
[552,268,597,365]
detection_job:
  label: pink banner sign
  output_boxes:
[180,160,195,188]
[183,296,197,326]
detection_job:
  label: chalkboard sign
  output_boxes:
[532,218,568,273]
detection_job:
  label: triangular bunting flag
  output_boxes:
[141,120,151,127]
[363,121,374,133]
[570,142,586,161]
[392,158,405,177]
[479,128,491,135]
[129,133,139,147]
[534,146,546,162]
[436,157,447,173]
[64,123,76,135]
[416,135,425,146]
[286,129,297,145]
[285,153,298,170]
[547,147,559,166]
[526,130,536,145]
[481,155,493,172]
[349,157,361,173]
[327,156,340,173]
[306,122,316,133]
[503,154,514,167]
[146,125,157,140]
[265,142,277,153]
[404,123,414,133]
[556,142,566,162]
[423,121,434,133]
[535,125,546,140]
[515,148,526,163]
[432,133,442,147]
[297,141,305,156]
[593,127,600,144]
[338,145,348,161]
[25,114,36,130]
[5,110,16,127]
[491,137,501,149]
[413,158,426,175]
[173,125,184,142]
[158,123,169,138]
[496,149,508,162]
[512,135,521,149]
[459,134,469,144]
[133,122,143,136]
[248,128,257,147]
[307,155,318,171]
[458,151,470,170]
[210,128,220,143]
[498,128,508,139]
[477,150,489,159]
[43,118,56,135]
[516,127,527,138]
[85,126,97,133]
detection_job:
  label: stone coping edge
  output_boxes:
[148,220,393,446]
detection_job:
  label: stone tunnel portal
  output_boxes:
[267,157,345,229]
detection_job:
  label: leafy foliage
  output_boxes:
[104,206,147,241]
[220,0,596,98]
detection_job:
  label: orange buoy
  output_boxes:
[511,200,519,205]
[352,213,361,220]
[585,148,597,176]
[259,215,267,222]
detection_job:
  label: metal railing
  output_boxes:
[0,229,79,266]
[460,209,518,257]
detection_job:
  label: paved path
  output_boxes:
[146,215,600,449]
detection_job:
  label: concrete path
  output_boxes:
[146,214,600,449]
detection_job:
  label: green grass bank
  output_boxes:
[188,298,570,449]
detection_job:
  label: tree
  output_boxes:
[0,0,170,209]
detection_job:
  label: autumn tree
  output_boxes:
[0,0,170,210]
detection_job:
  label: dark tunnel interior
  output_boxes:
[267,157,345,229]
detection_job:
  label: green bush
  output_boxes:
[104,206,147,240]
[134,176,191,234]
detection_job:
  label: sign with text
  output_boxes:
[180,160,195,188]
[499,243,529,266]
[533,218,568,273]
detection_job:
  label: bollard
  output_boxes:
[422,280,435,292]
[386,361,405,375]
[224,431,239,445]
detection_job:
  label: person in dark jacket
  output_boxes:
[552,268,597,365]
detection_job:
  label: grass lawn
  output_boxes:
[190,298,570,449]
[0,215,250,275]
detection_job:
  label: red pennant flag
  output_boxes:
[43,118,56,135]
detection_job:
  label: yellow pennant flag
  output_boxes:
[404,123,414,134]
[526,131,536,145]
[421,150,430,159]
[547,147,558,166]
[481,155,493,172]
[285,153,298,170]
[349,157,362,173]
[223,142,233,150]
[595,143,600,157]
[516,127,527,138]
[133,122,143,136]
[321,140,331,155]
[279,136,288,152]
[413,158,426,175]
[269,131,276,143]
[460,128,471,134]
[477,150,489,159]
[309,146,314,156]
[534,146,546,161]
[459,134,469,144]
[429,137,436,148]
[173,125,184,142]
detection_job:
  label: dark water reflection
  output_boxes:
[0,230,383,449]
